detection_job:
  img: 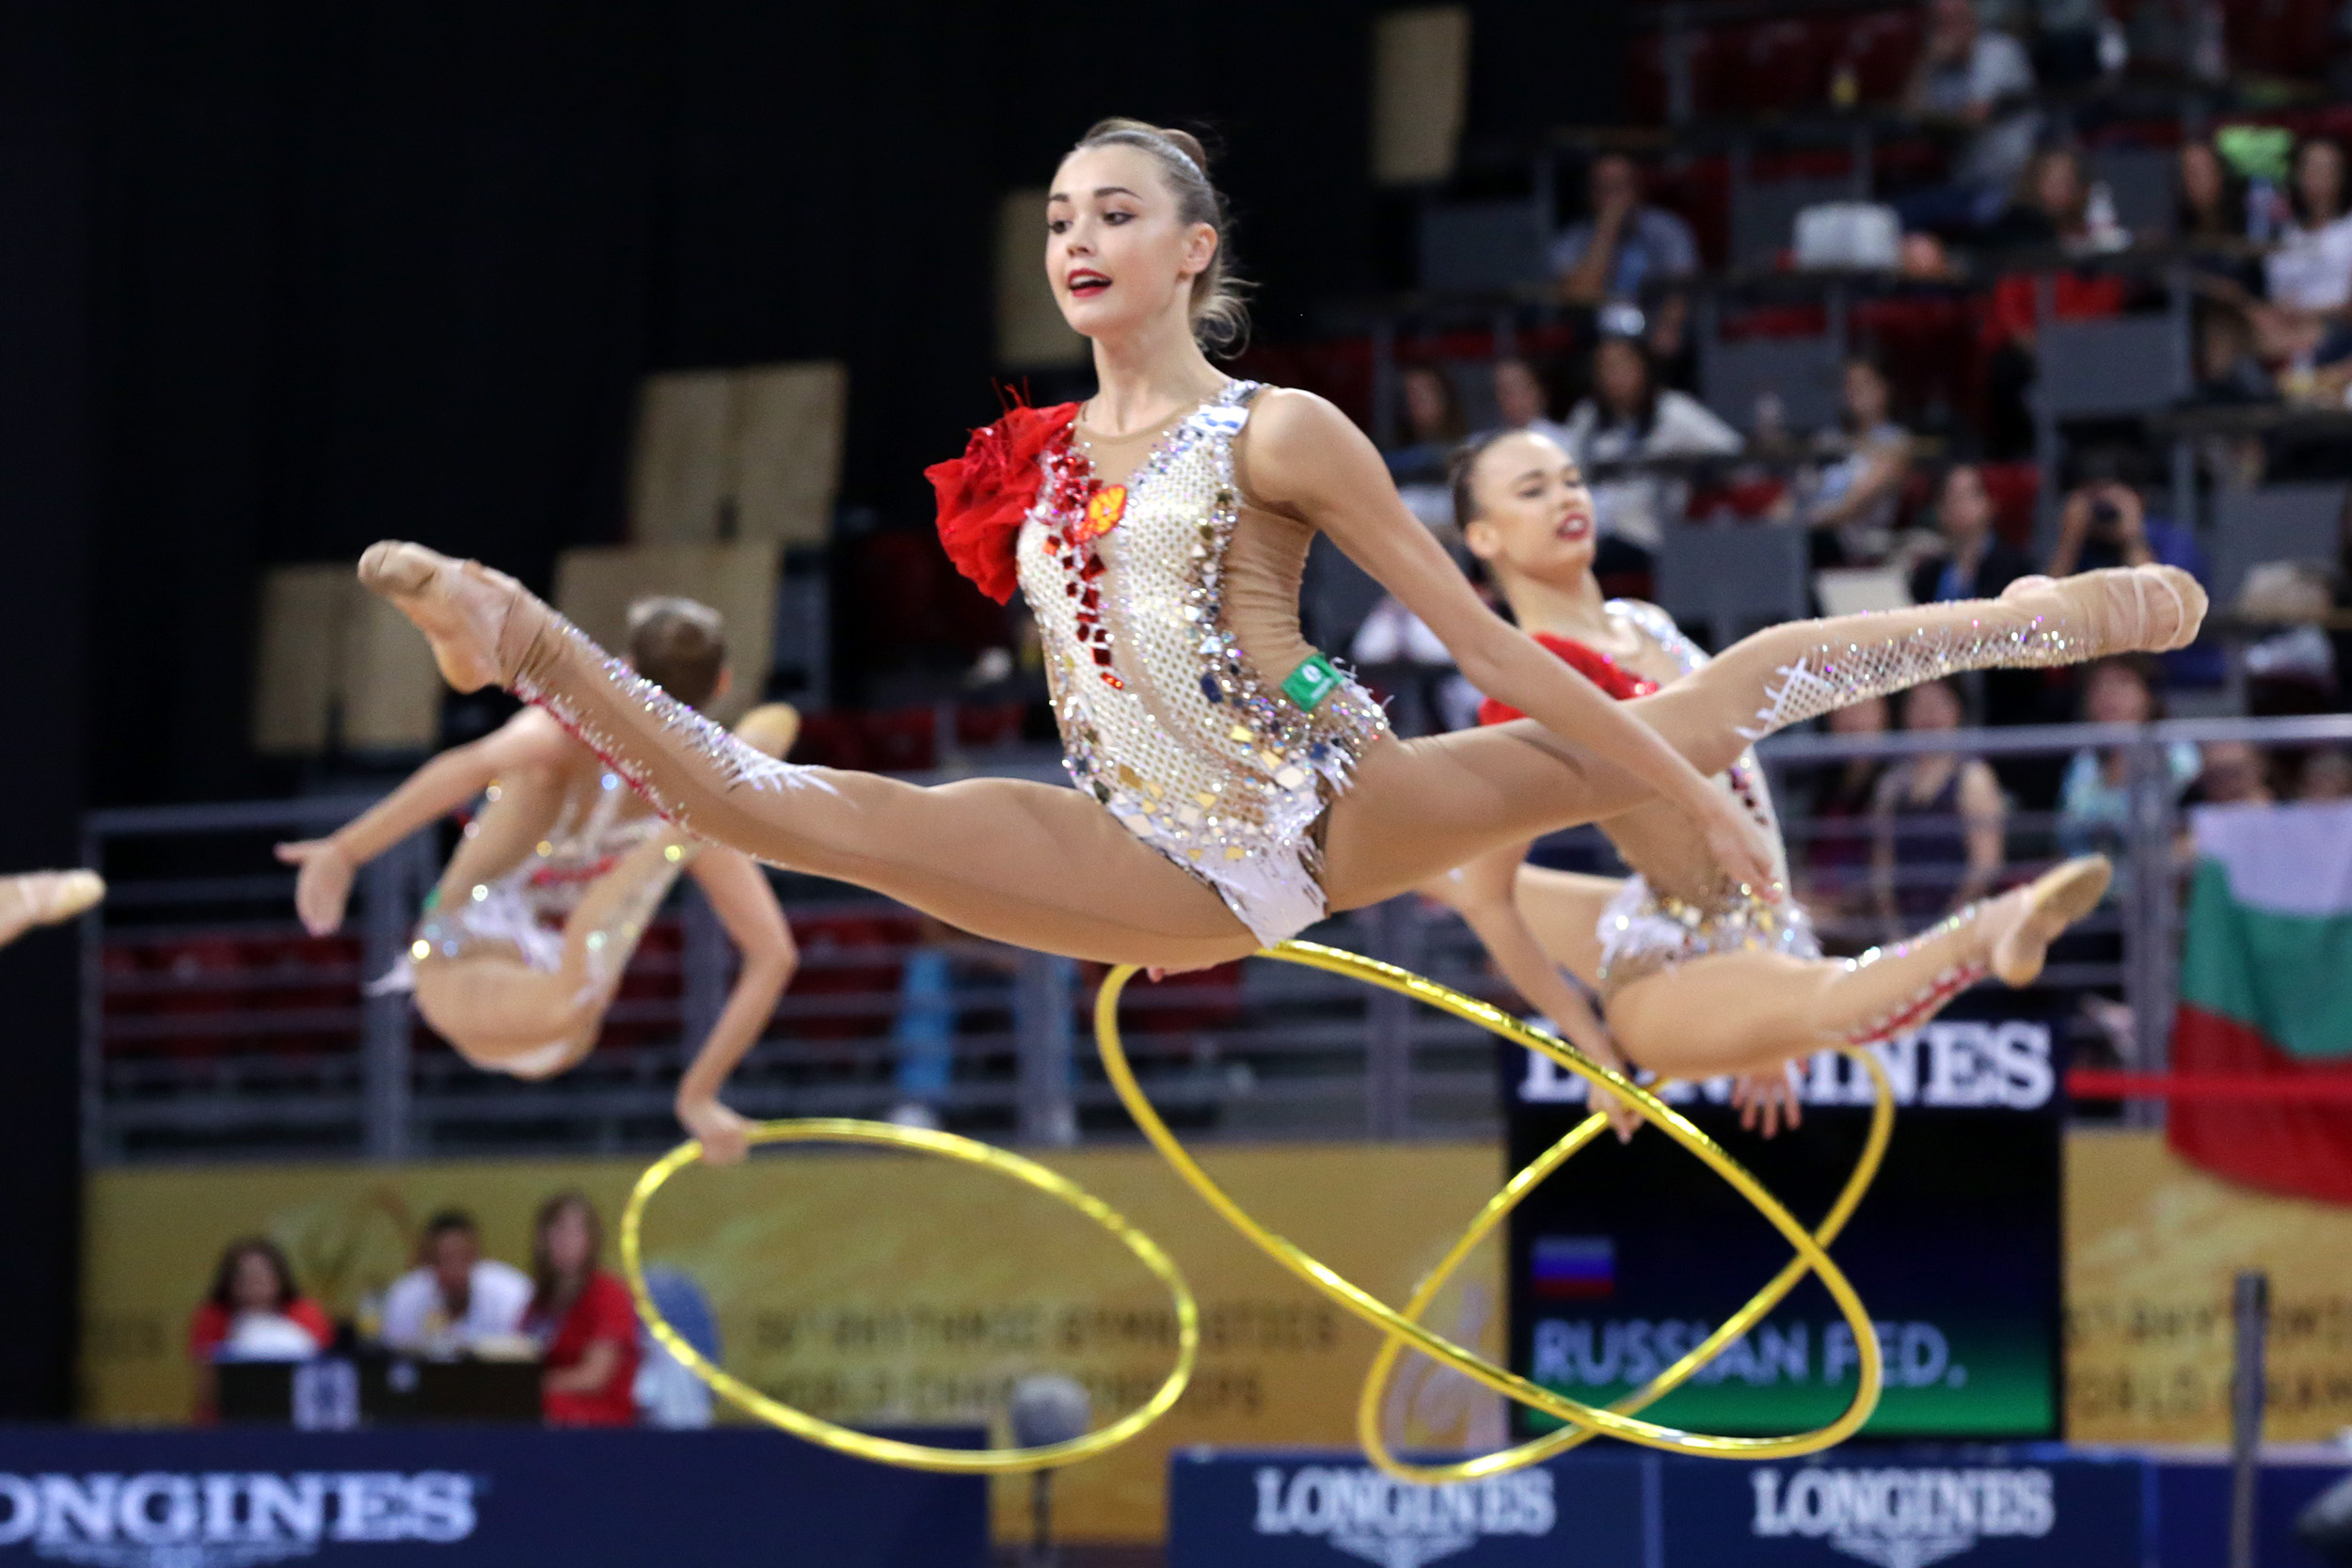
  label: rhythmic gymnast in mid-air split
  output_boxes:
[275,598,799,1163]
[1421,428,2117,1139]
[343,119,2201,1053]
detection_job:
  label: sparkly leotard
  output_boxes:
[1018,381,1389,944]
[402,772,691,984]
[1482,601,1820,997]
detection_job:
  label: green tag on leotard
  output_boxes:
[1281,653,1343,712]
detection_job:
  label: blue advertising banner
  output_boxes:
[1168,1449,2159,1568]
[0,1427,984,1568]
[1502,997,2066,1440]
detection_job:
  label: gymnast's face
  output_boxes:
[1462,432,1596,587]
[1046,144,1216,343]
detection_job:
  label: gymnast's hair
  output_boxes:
[627,596,727,709]
[1073,118,1252,356]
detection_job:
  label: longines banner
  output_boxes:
[0,1427,979,1567]
[1503,1000,2065,1440]
[81,1143,1508,1544]
[1168,1448,2151,1568]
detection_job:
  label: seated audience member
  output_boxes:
[1488,357,1574,449]
[524,1192,641,1427]
[1909,463,2035,602]
[1384,364,1469,491]
[1804,356,1916,567]
[189,1238,334,1422]
[1898,0,2041,237]
[2045,470,2203,579]
[379,1210,532,1359]
[1562,333,1741,562]
[2299,748,2352,801]
[2190,301,2278,404]
[2057,657,2201,864]
[1803,695,1894,943]
[2175,140,2262,296]
[1874,679,2008,927]
[2184,740,2275,808]
[1909,463,2047,732]
[1551,152,1698,307]
[1980,146,2110,255]
[2256,136,2352,369]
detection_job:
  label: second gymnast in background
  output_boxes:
[276,597,798,1164]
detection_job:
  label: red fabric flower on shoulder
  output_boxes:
[1478,630,1659,725]
[925,400,1080,604]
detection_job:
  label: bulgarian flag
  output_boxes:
[2171,800,2352,1203]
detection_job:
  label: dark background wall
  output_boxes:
[85,0,1404,809]
[5,0,1621,1416]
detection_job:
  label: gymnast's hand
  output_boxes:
[1731,1066,1804,1138]
[275,838,355,936]
[678,1095,755,1166]
[1694,792,1780,904]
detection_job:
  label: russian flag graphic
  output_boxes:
[1530,1236,1615,1300]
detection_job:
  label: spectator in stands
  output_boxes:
[2057,657,2200,864]
[1804,356,1916,567]
[1909,463,2034,604]
[1384,364,1468,490]
[1551,152,1698,308]
[1803,694,1894,943]
[379,1209,532,1359]
[1981,146,2110,255]
[2045,470,2198,578]
[1561,333,1741,560]
[2298,748,2352,801]
[2175,140,2261,295]
[2256,136,2352,369]
[2047,461,2222,687]
[188,1238,333,1422]
[2185,740,2274,808]
[1489,357,1573,449]
[2190,301,2277,405]
[524,1192,640,1426]
[1910,465,2044,729]
[1873,679,2008,927]
[1898,0,2041,236]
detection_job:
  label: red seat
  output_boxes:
[1839,9,1923,103]
[1726,20,1834,118]
[861,707,937,773]
[1978,461,2041,546]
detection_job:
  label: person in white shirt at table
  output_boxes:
[378,1210,532,1358]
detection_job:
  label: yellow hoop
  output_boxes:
[1095,941,1890,1472]
[1354,1044,1893,1482]
[618,1117,1199,1474]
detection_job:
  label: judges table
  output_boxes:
[0,1426,986,1568]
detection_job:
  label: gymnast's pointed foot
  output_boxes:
[358,541,532,693]
[2001,565,2206,656]
[0,869,105,948]
[1987,855,2112,988]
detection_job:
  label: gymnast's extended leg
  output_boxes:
[360,542,2193,966]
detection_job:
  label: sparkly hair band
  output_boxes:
[1084,129,1205,182]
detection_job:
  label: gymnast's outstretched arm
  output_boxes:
[671,847,799,1165]
[275,709,576,937]
[1416,844,1641,1141]
[1236,388,1774,894]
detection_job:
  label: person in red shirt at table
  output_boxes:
[187,1238,334,1422]
[524,1192,640,1425]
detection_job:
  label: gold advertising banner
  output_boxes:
[82,1142,1507,1544]
[2066,1128,2352,1443]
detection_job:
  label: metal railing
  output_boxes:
[79,713,2352,1164]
